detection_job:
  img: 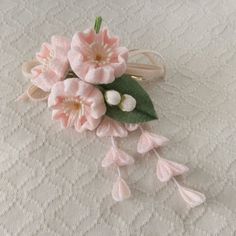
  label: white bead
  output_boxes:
[119,94,136,112]
[105,90,121,105]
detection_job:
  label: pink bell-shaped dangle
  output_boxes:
[112,177,131,202]
[102,146,134,168]
[176,183,206,208]
[156,158,189,182]
[137,131,169,154]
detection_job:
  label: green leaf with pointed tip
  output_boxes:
[100,74,157,124]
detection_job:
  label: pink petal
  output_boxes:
[177,185,206,208]
[36,42,52,63]
[52,110,69,128]
[85,88,106,119]
[49,57,69,78]
[51,35,70,51]
[76,113,101,132]
[156,158,189,182]
[137,131,169,154]
[112,177,131,202]
[96,117,128,137]
[32,68,59,92]
[84,66,115,84]
[76,29,97,47]
[67,50,91,79]
[101,28,119,47]
[110,47,129,77]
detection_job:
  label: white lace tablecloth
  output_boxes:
[1,0,236,235]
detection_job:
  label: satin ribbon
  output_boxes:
[18,49,166,102]
[127,49,166,81]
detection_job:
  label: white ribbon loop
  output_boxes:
[127,49,166,80]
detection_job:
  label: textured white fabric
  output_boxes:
[1,0,236,235]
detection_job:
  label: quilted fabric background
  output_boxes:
[1,0,236,235]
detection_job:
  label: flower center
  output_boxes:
[88,42,113,66]
[62,97,84,117]
[95,54,102,62]
[67,102,81,111]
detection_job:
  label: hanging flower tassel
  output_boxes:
[136,126,205,207]
[102,136,133,201]
[112,168,131,202]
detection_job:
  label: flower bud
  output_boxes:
[105,90,121,105]
[119,94,136,112]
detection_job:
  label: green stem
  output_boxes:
[94,16,102,33]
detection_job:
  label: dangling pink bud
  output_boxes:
[137,131,169,154]
[156,158,189,182]
[177,184,206,208]
[112,177,131,201]
[101,146,134,168]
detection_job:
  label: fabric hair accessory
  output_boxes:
[18,17,205,208]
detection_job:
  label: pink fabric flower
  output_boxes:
[112,177,131,202]
[156,158,189,182]
[137,131,169,154]
[96,116,128,137]
[48,78,106,132]
[31,36,70,92]
[68,28,128,84]
[102,146,134,168]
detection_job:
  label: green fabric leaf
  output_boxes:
[94,16,102,33]
[100,74,157,124]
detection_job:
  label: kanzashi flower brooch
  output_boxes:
[18,17,205,207]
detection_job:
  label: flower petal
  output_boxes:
[31,66,60,92]
[112,177,131,202]
[36,42,52,63]
[51,35,70,51]
[85,66,115,84]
